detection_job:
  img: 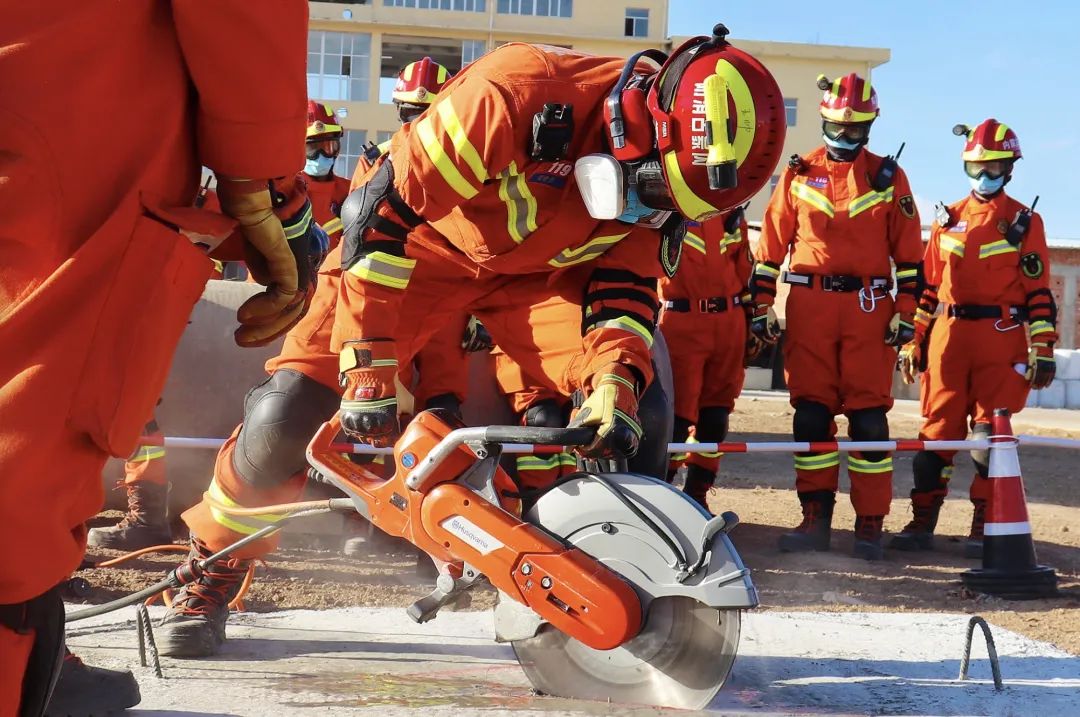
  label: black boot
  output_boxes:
[965,499,986,559]
[87,482,172,551]
[158,537,251,658]
[889,490,946,551]
[778,491,835,552]
[853,515,885,561]
[682,464,715,514]
[46,649,141,716]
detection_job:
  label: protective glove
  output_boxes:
[339,338,400,446]
[461,316,494,353]
[748,304,781,343]
[744,333,767,365]
[217,177,319,347]
[569,364,642,460]
[884,311,916,347]
[1026,343,1056,389]
[897,341,921,385]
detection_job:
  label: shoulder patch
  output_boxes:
[1021,252,1044,279]
[898,194,916,219]
[660,221,686,279]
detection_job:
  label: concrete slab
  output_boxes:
[64,605,1080,717]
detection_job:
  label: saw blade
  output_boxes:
[512,596,740,710]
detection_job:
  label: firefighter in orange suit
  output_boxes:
[659,207,753,511]
[0,2,313,713]
[750,73,923,560]
[304,101,352,250]
[164,28,787,658]
[892,119,1055,558]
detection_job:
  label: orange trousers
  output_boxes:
[122,416,167,486]
[919,316,1030,499]
[185,242,590,556]
[783,286,896,516]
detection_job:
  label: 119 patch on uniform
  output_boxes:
[898,194,916,219]
[1021,252,1044,279]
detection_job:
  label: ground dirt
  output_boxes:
[79,395,1080,655]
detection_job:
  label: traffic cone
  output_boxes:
[961,409,1057,599]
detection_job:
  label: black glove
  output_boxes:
[461,316,494,353]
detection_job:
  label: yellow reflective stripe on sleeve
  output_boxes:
[614,409,643,437]
[128,446,166,463]
[498,162,538,244]
[600,373,636,392]
[283,203,314,240]
[548,232,631,268]
[589,314,654,347]
[754,263,781,278]
[718,231,742,253]
[793,451,840,470]
[847,455,894,474]
[978,239,1018,259]
[416,115,478,199]
[895,268,918,280]
[939,235,965,258]
[684,231,706,254]
[847,186,895,218]
[346,251,416,289]
[435,100,488,185]
[1029,320,1055,337]
[341,397,398,411]
[790,181,835,218]
[208,479,287,536]
[322,217,343,236]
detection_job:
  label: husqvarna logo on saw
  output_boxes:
[441,515,504,555]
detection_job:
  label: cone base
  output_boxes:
[961,565,1058,600]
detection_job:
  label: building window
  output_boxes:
[386,0,486,9]
[784,97,798,127]
[335,129,368,182]
[624,8,648,37]
[308,31,371,102]
[497,0,572,17]
[462,39,487,66]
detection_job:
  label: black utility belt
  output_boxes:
[945,304,1028,321]
[663,295,744,313]
[782,271,892,293]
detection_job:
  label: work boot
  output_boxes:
[158,537,251,658]
[87,482,172,551]
[682,464,715,514]
[853,515,885,561]
[778,491,834,552]
[46,648,141,716]
[965,499,986,560]
[889,490,946,551]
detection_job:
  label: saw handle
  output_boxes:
[481,426,595,447]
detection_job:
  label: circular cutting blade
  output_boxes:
[512,596,740,710]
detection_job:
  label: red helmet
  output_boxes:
[632,24,785,222]
[955,118,1022,162]
[817,72,879,124]
[393,57,451,106]
[306,101,342,139]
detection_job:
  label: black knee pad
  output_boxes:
[695,406,731,443]
[971,422,991,478]
[424,392,462,421]
[912,450,949,492]
[848,407,890,462]
[629,332,675,479]
[792,401,832,442]
[234,369,340,488]
[672,415,693,443]
[523,398,564,428]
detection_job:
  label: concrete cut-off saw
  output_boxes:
[307,409,757,710]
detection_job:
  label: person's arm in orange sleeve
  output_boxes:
[899,221,940,384]
[747,168,795,342]
[171,0,316,347]
[1018,212,1057,387]
[887,168,924,319]
[334,74,522,444]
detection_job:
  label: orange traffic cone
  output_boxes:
[961,409,1057,599]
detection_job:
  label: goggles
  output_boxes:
[305,137,341,160]
[395,101,427,125]
[964,159,1012,180]
[822,120,871,144]
[634,160,676,211]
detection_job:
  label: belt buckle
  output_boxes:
[698,298,720,313]
[821,276,839,292]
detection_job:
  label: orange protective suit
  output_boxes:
[915,192,1052,502]
[123,417,168,487]
[306,173,351,250]
[0,1,307,710]
[755,147,923,516]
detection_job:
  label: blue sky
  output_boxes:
[668,1,1080,239]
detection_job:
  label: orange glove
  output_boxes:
[339,338,399,446]
[569,364,642,460]
[217,176,316,347]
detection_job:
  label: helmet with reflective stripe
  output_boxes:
[818,72,879,124]
[956,118,1022,161]
[307,100,343,139]
[393,57,451,106]
[643,24,786,222]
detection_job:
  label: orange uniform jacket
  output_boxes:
[338,43,666,388]
[755,146,924,313]
[661,214,752,303]
[307,174,351,250]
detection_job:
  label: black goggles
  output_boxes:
[964,160,1012,180]
[822,120,871,143]
[634,160,676,211]
[305,137,341,160]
